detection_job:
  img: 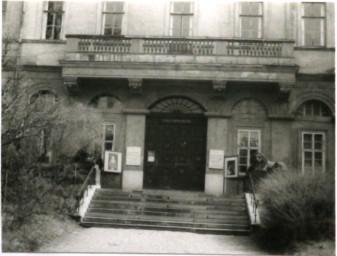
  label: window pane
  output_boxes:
[304,152,312,162]
[250,149,258,159]
[105,142,113,151]
[106,2,124,12]
[46,26,53,39]
[311,3,324,16]
[181,15,190,30]
[105,125,114,141]
[303,134,312,142]
[314,134,323,143]
[239,166,247,173]
[240,156,247,165]
[304,142,312,149]
[239,149,248,157]
[114,14,123,28]
[173,2,191,13]
[303,3,313,16]
[249,2,261,15]
[105,14,114,28]
[180,29,190,37]
[250,132,259,147]
[172,15,182,31]
[314,152,322,160]
[172,29,181,37]
[313,100,320,115]
[239,131,248,147]
[47,13,54,26]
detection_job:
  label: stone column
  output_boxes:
[204,113,229,195]
[122,109,148,191]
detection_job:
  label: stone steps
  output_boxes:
[81,189,251,235]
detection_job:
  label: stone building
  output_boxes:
[3,1,335,196]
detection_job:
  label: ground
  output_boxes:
[38,227,268,254]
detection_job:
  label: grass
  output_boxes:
[2,213,81,252]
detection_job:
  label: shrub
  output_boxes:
[255,170,335,252]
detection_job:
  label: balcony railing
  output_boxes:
[66,35,294,58]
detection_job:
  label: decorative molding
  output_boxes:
[128,78,142,94]
[204,112,231,118]
[63,77,79,95]
[21,39,67,44]
[279,82,293,101]
[22,65,62,73]
[123,108,150,115]
[212,80,227,98]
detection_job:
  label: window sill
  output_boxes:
[21,39,67,44]
[294,46,335,51]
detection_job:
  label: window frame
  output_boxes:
[239,2,263,39]
[301,2,326,47]
[30,90,57,113]
[102,1,125,35]
[102,123,116,159]
[42,1,65,40]
[170,1,194,37]
[301,131,326,174]
[237,129,261,175]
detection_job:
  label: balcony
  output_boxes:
[60,35,297,87]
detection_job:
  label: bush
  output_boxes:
[255,170,335,252]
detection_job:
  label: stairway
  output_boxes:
[81,189,251,235]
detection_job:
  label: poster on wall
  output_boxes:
[104,151,122,173]
[126,146,142,166]
[209,149,225,169]
[224,156,238,178]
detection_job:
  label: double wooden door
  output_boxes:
[144,115,207,191]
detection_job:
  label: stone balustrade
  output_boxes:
[66,35,294,58]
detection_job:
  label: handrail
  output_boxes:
[76,166,96,201]
[248,173,259,224]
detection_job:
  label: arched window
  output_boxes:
[149,96,205,114]
[297,100,332,117]
[89,94,122,111]
[30,90,57,112]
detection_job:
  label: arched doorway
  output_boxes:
[144,96,207,191]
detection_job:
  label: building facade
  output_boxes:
[3,1,335,195]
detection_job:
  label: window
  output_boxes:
[2,1,7,27]
[302,2,325,47]
[30,90,57,112]
[103,124,115,157]
[238,129,261,174]
[102,1,124,35]
[170,2,193,37]
[302,132,325,173]
[44,1,64,40]
[239,2,263,39]
[297,100,331,117]
[38,128,52,164]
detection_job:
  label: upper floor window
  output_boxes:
[297,100,331,117]
[239,2,263,39]
[43,1,64,40]
[302,2,325,47]
[102,1,124,35]
[170,2,193,37]
[2,1,7,27]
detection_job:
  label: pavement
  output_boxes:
[38,227,269,255]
